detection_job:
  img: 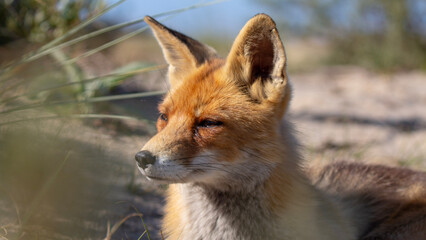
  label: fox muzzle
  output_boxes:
[135,150,156,169]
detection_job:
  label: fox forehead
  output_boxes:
[159,59,252,119]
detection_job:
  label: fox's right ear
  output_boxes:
[144,16,218,86]
[224,14,291,119]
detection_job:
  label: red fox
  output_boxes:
[135,14,426,240]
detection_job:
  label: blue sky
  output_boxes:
[101,0,280,38]
[101,0,426,37]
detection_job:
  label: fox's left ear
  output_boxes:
[144,16,218,86]
[225,14,291,118]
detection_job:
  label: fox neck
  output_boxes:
[166,166,314,240]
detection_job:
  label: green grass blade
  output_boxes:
[139,215,151,240]
[1,0,227,73]
[0,91,166,115]
[39,0,126,51]
[0,0,228,88]
[22,18,146,64]
[0,0,126,75]
[0,114,155,127]
[19,151,71,228]
[64,26,150,65]
[63,0,229,65]
[137,231,147,240]
[152,0,228,18]
[128,205,151,240]
[50,48,83,88]
[0,64,167,105]
[105,213,143,240]
[0,78,25,97]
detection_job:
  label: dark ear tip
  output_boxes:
[144,15,159,26]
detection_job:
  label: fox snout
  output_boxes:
[135,150,156,169]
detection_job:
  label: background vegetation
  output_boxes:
[258,0,426,70]
[0,0,104,44]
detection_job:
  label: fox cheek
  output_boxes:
[193,127,223,147]
[156,121,164,132]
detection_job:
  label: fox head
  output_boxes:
[135,14,293,189]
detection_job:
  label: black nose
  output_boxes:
[135,150,156,169]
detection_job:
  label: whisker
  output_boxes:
[180,163,251,179]
[170,154,217,162]
[158,163,235,177]
[155,150,274,181]
[238,148,275,167]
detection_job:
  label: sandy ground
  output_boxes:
[1,66,425,239]
[290,67,426,169]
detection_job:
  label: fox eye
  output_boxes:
[198,119,223,128]
[159,113,168,122]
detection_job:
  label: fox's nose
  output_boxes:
[135,150,156,169]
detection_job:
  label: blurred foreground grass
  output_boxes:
[0,123,130,239]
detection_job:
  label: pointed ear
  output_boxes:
[225,14,291,118]
[144,16,218,86]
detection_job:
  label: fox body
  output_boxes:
[135,14,426,240]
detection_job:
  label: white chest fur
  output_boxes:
[176,184,279,240]
[171,181,356,240]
